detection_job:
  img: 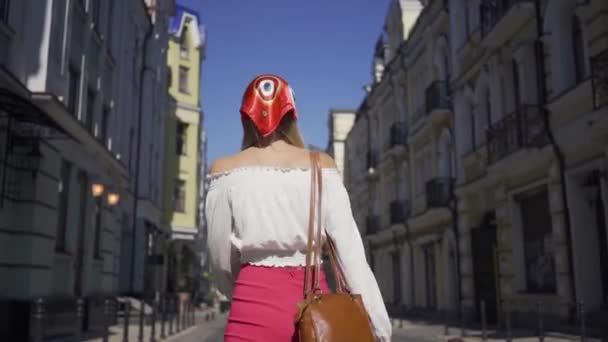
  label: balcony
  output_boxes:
[591,48,608,110]
[425,81,451,120]
[385,122,407,152]
[480,0,535,48]
[426,178,454,208]
[389,200,410,225]
[486,105,547,165]
[365,215,380,236]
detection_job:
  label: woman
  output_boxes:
[205,74,391,341]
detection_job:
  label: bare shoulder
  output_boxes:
[316,152,338,169]
[208,155,237,174]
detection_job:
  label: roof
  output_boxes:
[169,4,206,48]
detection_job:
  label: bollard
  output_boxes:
[444,310,449,336]
[137,297,145,342]
[150,295,157,342]
[168,297,174,335]
[76,298,85,342]
[505,300,512,342]
[537,300,544,342]
[160,295,166,339]
[123,301,131,342]
[176,299,181,331]
[103,298,112,342]
[481,300,487,341]
[578,301,586,342]
[460,303,466,337]
[33,298,45,342]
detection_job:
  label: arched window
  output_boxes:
[572,16,587,83]
[180,20,190,59]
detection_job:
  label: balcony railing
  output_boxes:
[480,0,532,38]
[426,178,454,208]
[389,200,410,225]
[366,215,380,235]
[387,122,407,150]
[591,48,608,110]
[486,105,547,164]
[425,81,450,114]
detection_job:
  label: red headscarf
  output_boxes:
[240,74,298,137]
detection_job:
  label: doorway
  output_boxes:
[471,212,499,324]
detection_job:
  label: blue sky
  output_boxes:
[178,0,391,164]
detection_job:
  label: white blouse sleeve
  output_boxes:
[324,174,392,342]
[205,179,241,298]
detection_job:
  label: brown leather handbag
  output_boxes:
[294,152,375,342]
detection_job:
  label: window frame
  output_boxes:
[178,66,189,94]
[55,160,72,253]
[174,179,186,213]
[0,0,9,23]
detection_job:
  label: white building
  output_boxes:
[0,0,174,340]
[327,108,356,177]
[344,0,608,333]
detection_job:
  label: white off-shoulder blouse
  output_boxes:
[204,166,391,341]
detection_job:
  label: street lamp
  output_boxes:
[91,183,105,197]
[107,191,120,206]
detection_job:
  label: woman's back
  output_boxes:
[205,74,390,341]
[207,144,341,266]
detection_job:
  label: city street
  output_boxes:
[164,312,596,342]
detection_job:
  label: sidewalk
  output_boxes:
[391,318,604,342]
[82,307,218,342]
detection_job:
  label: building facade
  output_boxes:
[343,0,608,332]
[0,0,174,339]
[162,5,206,300]
[327,108,356,177]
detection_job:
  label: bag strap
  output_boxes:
[304,151,351,297]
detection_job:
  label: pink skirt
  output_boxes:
[224,264,331,342]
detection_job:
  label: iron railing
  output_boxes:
[426,177,454,208]
[591,48,608,110]
[480,0,533,38]
[387,122,407,150]
[425,81,451,113]
[366,215,380,235]
[389,200,410,225]
[486,105,547,164]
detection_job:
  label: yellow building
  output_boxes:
[163,5,206,295]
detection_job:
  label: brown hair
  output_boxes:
[241,112,305,149]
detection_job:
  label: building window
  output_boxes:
[90,0,101,32]
[106,0,114,51]
[0,0,9,23]
[392,252,402,304]
[86,88,95,132]
[50,0,66,61]
[55,160,72,252]
[93,197,102,259]
[423,243,437,309]
[180,23,189,59]
[101,106,110,147]
[512,60,522,110]
[572,16,587,84]
[176,121,188,155]
[68,66,81,116]
[179,66,189,93]
[174,179,186,212]
[518,188,557,293]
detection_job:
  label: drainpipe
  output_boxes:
[129,21,155,294]
[533,0,577,320]
[446,126,463,319]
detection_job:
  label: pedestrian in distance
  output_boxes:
[205,74,391,341]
